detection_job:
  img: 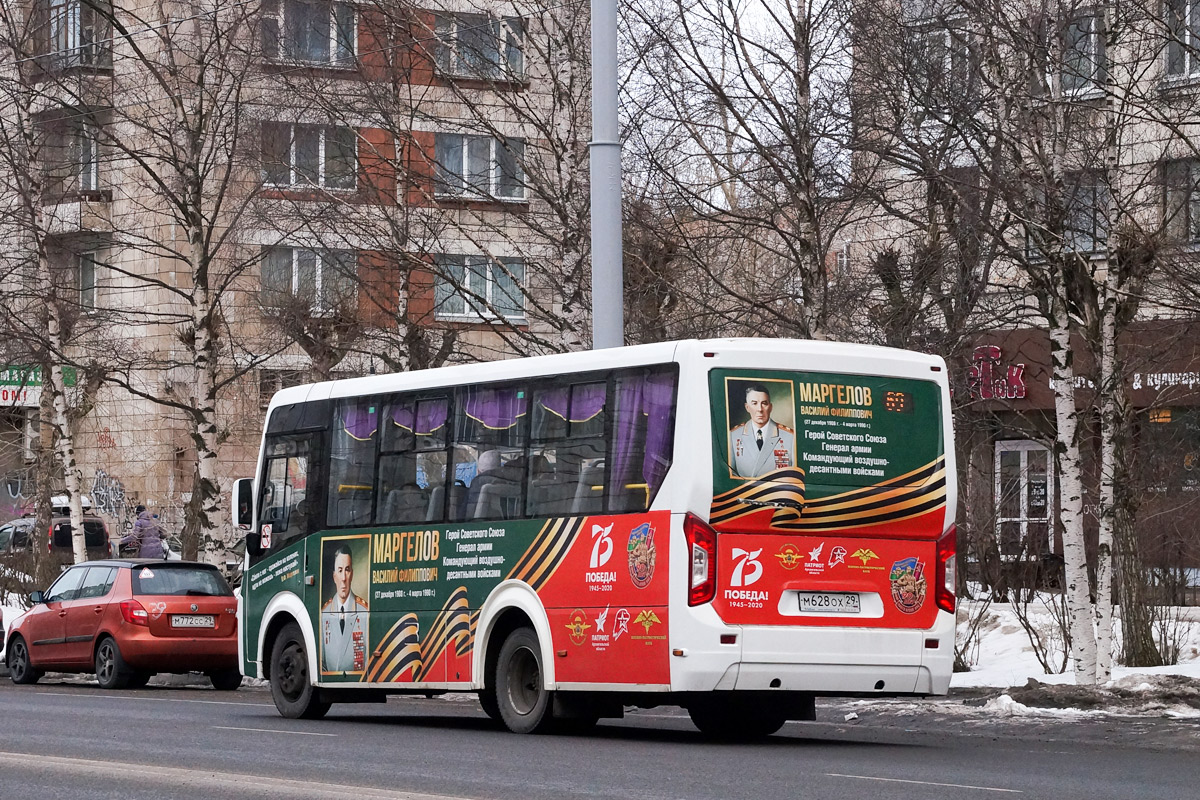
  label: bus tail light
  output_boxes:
[935,525,956,614]
[684,513,717,606]
[120,600,150,626]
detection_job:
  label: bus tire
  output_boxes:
[494,627,554,734]
[269,621,331,720]
[688,700,787,740]
[478,687,503,723]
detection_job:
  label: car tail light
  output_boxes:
[935,525,957,614]
[683,513,717,606]
[120,599,150,626]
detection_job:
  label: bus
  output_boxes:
[234,338,956,737]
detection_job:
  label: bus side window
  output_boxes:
[608,367,678,512]
[529,381,607,517]
[453,383,528,521]
[378,396,449,523]
[327,399,379,528]
[259,436,317,554]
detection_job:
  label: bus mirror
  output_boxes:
[232,478,253,529]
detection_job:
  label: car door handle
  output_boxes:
[58,610,67,618]
[94,606,104,614]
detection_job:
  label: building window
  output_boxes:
[434,14,524,80]
[434,255,524,320]
[259,368,307,409]
[261,0,355,65]
[1165,0,1200,78]
[262,123,357,189]
[1062,10,1104,93]
[995,440,1055,560]
[434,134,525,200]
[73,121,99,192]
[260,246,357,313]
[1164,159,1200,243]
[79,251,97,310]
[1063,172,1108,252]
[43,0,110,68]
[910,23,976,108]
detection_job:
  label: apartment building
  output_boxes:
[0,0,587,537]
[849,0,1200,589]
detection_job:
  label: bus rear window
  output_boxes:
[132,565,233,597]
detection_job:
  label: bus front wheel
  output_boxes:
[494,627,554,734]
[269,621,331,720]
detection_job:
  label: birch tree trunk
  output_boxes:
[1094,278,1117,680]
[1048,310,1098,683]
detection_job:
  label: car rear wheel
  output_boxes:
[95,636,134,690]
[494,627,554,734]
[269,622,330,719]
[7,636,42,685]
[208,669,243,691]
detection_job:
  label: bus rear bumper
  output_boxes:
[672,610,954,696]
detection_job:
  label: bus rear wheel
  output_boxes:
[270,621,331,720]
[688,699,788,740]
[494,627,554,734]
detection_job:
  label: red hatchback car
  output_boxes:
[4,559,241,690]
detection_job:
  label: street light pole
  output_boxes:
[589,0,624,349]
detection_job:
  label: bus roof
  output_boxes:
[265,338,944,412]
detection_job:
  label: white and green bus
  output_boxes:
[235,339,956,736]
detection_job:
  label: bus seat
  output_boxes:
[570,462,605,515]
[381,487,426,524]
[527,477,575,516]
[336,496,371,527]
[426,486,444,521]
[474,481,522,520]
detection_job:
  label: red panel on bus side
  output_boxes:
[713,532,939,629]
[536,511,671,685]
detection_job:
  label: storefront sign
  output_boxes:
[968,346,1026,400]
[0,366,78,408]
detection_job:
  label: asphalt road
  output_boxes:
[1,680,1198,800]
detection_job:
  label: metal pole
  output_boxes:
[589,0,624,349]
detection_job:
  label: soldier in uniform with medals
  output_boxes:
[321,543,369,673]
[729,382,795,478]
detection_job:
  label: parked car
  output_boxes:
[3,559,241,690]
[0,513,112,565]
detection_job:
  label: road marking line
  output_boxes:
[214,725,337,737]
[826,773,1022,793]
[0,751,473,800]
[29,689,272,707]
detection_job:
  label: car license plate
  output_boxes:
[796,592,860,613]
[171,614,215,628]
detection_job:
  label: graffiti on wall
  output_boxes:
[2,470,34,520]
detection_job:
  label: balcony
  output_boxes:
[43,191,112,235]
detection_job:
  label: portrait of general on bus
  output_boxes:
[725,378,796,479]
[320,536,371,676]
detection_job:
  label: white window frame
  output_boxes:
[47,0,107,65]
[1061,9,1104,94]
[1163,159,1200,244]
[74,121,99,192]
[910,21,974,110]
[79,250,98,311]
[261,0,356,66]
[994,439,1056,561]
[261,246,357,314]
[434,13,524,80]
[1166,0,1200,78]
[434,254,525,322]
[263,123,357,190]
[434,133,526,201]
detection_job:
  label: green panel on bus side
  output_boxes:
[242,538,307,676]
[709,369,946,537]
[289,511,671,686]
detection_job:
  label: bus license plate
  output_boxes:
[171,614,215,628]
[796,592,860,614]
